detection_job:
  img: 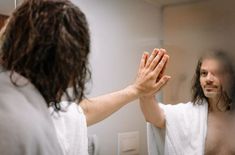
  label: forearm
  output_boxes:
[139,96,165,128]
[80,49,170,127]
[80,85,139,126]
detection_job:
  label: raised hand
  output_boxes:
[133,48,171,97]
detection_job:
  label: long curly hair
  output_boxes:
[0,0,91,110]
[192,50,235,111]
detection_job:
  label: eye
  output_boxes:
[200,70,207,77]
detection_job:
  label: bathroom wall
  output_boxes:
[73,0,162,154]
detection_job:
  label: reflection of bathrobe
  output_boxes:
[0,67,62,155]
[147,101,208,155]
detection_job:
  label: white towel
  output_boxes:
[147,102,208,155]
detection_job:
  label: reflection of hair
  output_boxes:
[192,50,235,111]
[0,0,90,109]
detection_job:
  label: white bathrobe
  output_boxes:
[147,101,208,155]
[50,101,88,155]
[0,67,62,155]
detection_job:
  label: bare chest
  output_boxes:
[205,113,235,155]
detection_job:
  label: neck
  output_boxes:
[208,96,228,113]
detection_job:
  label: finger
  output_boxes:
[150,48,168,73]
[160,48,167,55]
[153,55,168,77]
[158,54,170,79]
[145,48,159,68]
[149,51,165,71]
[153,75,171,93]
[139,52,149,70]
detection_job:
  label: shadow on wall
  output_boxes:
[88,134,99,155]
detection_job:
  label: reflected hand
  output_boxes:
[133,48,171,97]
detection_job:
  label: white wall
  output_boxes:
[72,0,162,155]
[162,0,235,104]
[0,0,15,15]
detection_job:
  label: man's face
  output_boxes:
[200,58,223,99]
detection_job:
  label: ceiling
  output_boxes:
[145,0,201,6]
[0,0,201,15]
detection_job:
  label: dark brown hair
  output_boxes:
[192,50,235,110]
[0,0,91,110]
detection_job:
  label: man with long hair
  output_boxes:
[140,50,235,154]
[0,0,170,154]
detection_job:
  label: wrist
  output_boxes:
[125,84,140,99]
[140,95,156,100]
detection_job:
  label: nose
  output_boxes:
[206,72,214,83]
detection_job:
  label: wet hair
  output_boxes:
[0,0,91,110]
[192,50,235,111]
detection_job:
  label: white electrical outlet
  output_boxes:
[118,131,139,155]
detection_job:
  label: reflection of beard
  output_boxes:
[203,85,221,98]
[204,91,220,98]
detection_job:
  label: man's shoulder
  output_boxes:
[159,101,193,108]
[160,101,207,114]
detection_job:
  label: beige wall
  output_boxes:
[162,0,235,104]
